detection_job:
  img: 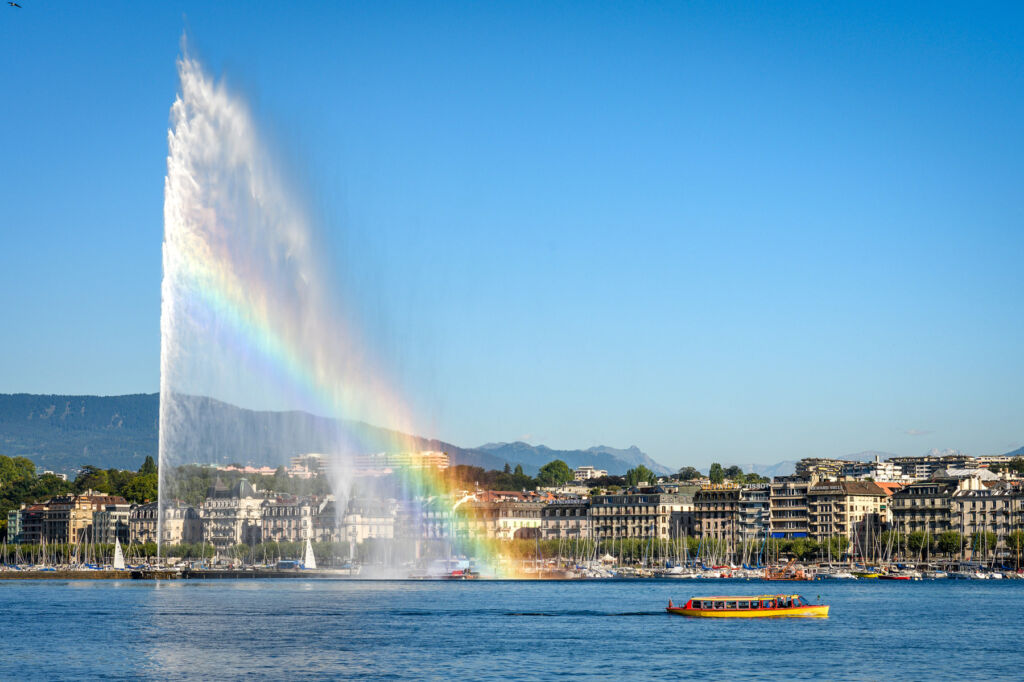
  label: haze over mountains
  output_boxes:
[0,394,672,476]
[476,442,672,476]
[1,394,1018,478]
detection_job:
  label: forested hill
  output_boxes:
[0,393,671,477]
[0,394,159,474]
[0,393,507,475]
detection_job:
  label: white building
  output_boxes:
[200,478,264,549]
[93,504,133,545]
[352,451,450,476]
[574,466,608,481]
[842,456,908,482]
[261,496,315,543]
[343,499,398,544]
[129,501,202,546]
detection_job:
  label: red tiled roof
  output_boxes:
[874,482,904,496]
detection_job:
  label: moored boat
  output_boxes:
[666,594,829,618]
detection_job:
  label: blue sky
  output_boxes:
[1,2,1022,469]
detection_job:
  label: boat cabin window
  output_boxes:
[761,599,773,608]
[738,601,750,609]
[713,601,724,610]
[725,601,738,610]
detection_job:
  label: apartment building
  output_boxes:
[129,501,202,545]
[693,484,740,542]
[769,476,817,539]
[890,480,958,536]
[43,492,128,544]
[92,503,133,545]
[261,495,315,543]
[807,480,888,543]
[200,478,263,549]
[540,499,590,539]
[589,486,695,541]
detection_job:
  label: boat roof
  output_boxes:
[688,594,801,600]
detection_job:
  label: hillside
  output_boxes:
[0,393,159,474]
[476,442,672,476]
[0,394,668,476]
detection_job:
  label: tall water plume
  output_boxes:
[158,49,419,557]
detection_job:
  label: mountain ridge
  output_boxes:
[476,441,672,476]
[0,393,670,476]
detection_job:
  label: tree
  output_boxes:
[503,462,512,475]
[907,531,929,557]
[789,538,818,561]
[0,455,36,487]
[879,531,903,552]
[723,465,743,480]
[514,464,524,477]
[937,531,963,556]
[994,457,1024,477]
[139,456,158,476]
[120,473,158,503]
[1007,530,1024,569]
[537,460,573,487]
[709,463,724,484]
[970,531,997,554]
[450,465,487,486]
[74,465,112,494]
[821,536,848,560]
[31,473,72,499]
[676,466,701,481]
[626,465,655,487]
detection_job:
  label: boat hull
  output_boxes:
[667,605,829,618]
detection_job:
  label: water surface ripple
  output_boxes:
[1,578,1019,680]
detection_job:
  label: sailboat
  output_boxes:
[113,537,126,570]
[302,537,316,570]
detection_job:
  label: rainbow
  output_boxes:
[160,52,517,575]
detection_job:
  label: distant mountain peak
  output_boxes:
[0,393,672,477]
[474,441,671,476]
[922,447,967,458]
[842,450,899,461]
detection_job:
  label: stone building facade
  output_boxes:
[807,480,888,543]
[589,486,694,541]
[129,501,202,546]
[540,499,590,539]
[200,478,263,549]
[261,496,315,543]
[43,492,128,544]
[769,476,816,539]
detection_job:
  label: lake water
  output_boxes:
[1,578,1021,679]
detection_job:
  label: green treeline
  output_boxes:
[0,455,159,538]
[166,464,331,506]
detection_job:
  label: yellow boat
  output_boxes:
[666,594,830,618]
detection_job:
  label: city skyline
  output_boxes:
[2,2,1023,469]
